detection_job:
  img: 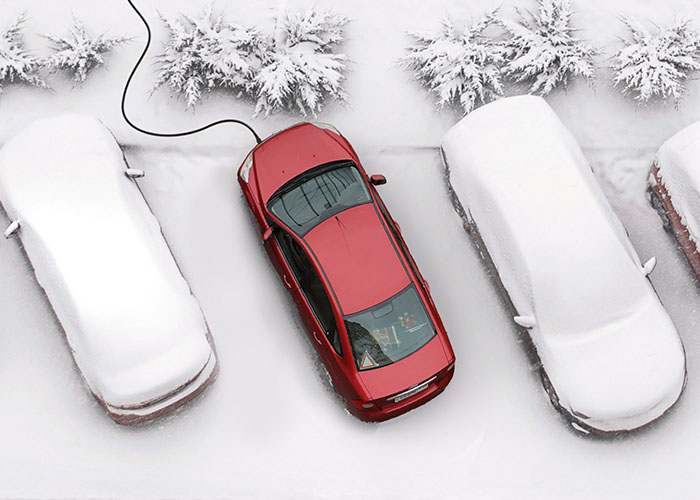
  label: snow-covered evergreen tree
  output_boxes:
[153,5,264,109]
[0,13,47,95]
[401,10,504,115]
[611,16,700,103]
[498,0,596,95]
[253,8,349,117]
[44,18,129,84]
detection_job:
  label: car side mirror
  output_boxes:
[514,315,536,329]
[124,168,145,179]
[262,226,274,244]
[4,220,20,239]
[370,174,386,186]
[642,256,657,276]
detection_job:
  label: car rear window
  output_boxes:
[344,285,436,371]
[268,163,371,236]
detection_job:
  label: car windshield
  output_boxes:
[268,163,371,236]
[344,285,436,371]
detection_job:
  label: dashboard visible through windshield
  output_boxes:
[268,162,372,236]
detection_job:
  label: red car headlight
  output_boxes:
[239,152,254,183]
[314,122,341,135]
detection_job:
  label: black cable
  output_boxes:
[121,0,262,145]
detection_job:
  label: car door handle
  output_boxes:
[283,274,292,289]
[313,331,323,344]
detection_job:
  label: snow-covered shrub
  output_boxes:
[0,13,47,94]
[401,10,504,115]
[611,16,700,103]
[44,18,129,84]
[253,8,349,117]
[498,0,596,95]
[153,5,264,109]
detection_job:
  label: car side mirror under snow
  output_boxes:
[642,257,657,276]
[124,168,145,179]
[4,220,20,239]
[514,315,536,329]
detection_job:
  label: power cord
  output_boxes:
[121,0,262,145]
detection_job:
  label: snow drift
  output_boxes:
[441,95,686,433]
[0,115,217,424]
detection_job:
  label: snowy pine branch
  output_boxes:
[253,8,350,117]
[44,18,129,84]
[401,9,505,115]
[612,16,700,103]
[0,13,47,94]
[498,0,596,95]
[153,5,264,109]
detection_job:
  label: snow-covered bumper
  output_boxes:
[545,299,686,434]
[103,352,219,425]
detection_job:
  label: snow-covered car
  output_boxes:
[0,115,218,425]
[441,95,686,434]
[649,122,700,281]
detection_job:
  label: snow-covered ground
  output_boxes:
[3,0,700,498]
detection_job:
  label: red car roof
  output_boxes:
[303,203,411,315]
[253,123,354,202]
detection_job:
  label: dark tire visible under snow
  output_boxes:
[648,186,672,233]
[649,164,700,282]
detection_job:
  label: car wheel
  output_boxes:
[319,363,334,390]
[540,369,561,411]
[649,188,672,233]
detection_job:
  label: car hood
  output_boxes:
[253,123,354,202]
[543,296,686,432]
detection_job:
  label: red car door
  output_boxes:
[272,226,346,388]
[265,241,302,302]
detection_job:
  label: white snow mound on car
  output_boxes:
[441,95,686,432]
[0,115,215,411]
[655,122,700,245]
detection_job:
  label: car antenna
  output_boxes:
[334,215,349,230]
[121,0,262,145]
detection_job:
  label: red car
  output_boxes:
[238,123,455,421]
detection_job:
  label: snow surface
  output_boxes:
[0,115,215,413]
[3,0,700,498]
[656,121,700,245]
[441,95,686,432]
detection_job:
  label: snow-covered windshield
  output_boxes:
[268,163,371,236]
[344,285,436,371]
